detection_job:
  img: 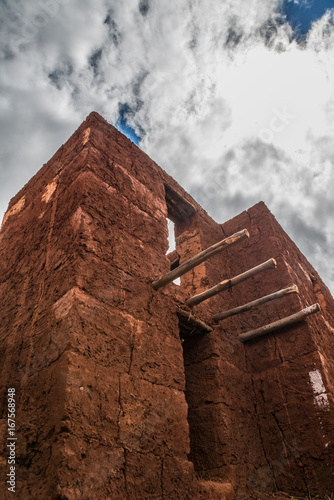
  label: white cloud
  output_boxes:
[0,0,334,292]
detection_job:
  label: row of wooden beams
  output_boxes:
[152,229,249,290]
[213,285,299,322]
[186,258,277,307]
[239,303,320,343]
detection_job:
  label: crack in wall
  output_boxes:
[161,458,164,500]
[117,374,123,446]
[124,448,129,499]
[128,344,134,375]
[271,412,290,458]
[270,411,309,495]
[245,347,278,492]
[251,376,279,491]
[274,335,284,364]
[117,374,130,498]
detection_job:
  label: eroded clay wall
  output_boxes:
[219,202,334,496]
[174,209,274,493]
[156,173,334,497]
[152,189,267,493]
[1,111,333,500]
[0,113,198,499]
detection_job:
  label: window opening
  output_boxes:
[166,218,176,254]
[166,218,180,285]
[164,183,197,286]
[170,258,180,271]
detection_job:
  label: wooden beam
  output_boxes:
[213,285,299,322]
[239,303,321,343]
[186,258,277,307]
[164,183,197,222]
[152,229,249,290]
[176,308,213,338]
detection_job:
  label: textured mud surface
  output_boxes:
[0,112,333,499]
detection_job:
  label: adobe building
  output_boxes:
[0,111,333,499]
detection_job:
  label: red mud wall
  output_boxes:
[0,111,333,499]
[158,169,334,496]
[217,203,334,496]
[0,113,197,499]
[164,191,270,493]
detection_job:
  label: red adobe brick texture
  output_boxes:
[0,112,333,499]
[219,203,334,496]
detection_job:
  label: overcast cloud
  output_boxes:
[0,0,333,293]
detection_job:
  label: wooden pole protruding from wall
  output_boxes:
[213,285,299,322]
[186,258,277,307]
[176,308,213,337]
[239,303,321,343]
[152,229,249,290]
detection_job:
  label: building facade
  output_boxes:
[0,112,333,499]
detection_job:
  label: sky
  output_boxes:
[0,0,334,294]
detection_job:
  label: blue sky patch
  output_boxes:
[282,0,334,35]
[116,104,141,145]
